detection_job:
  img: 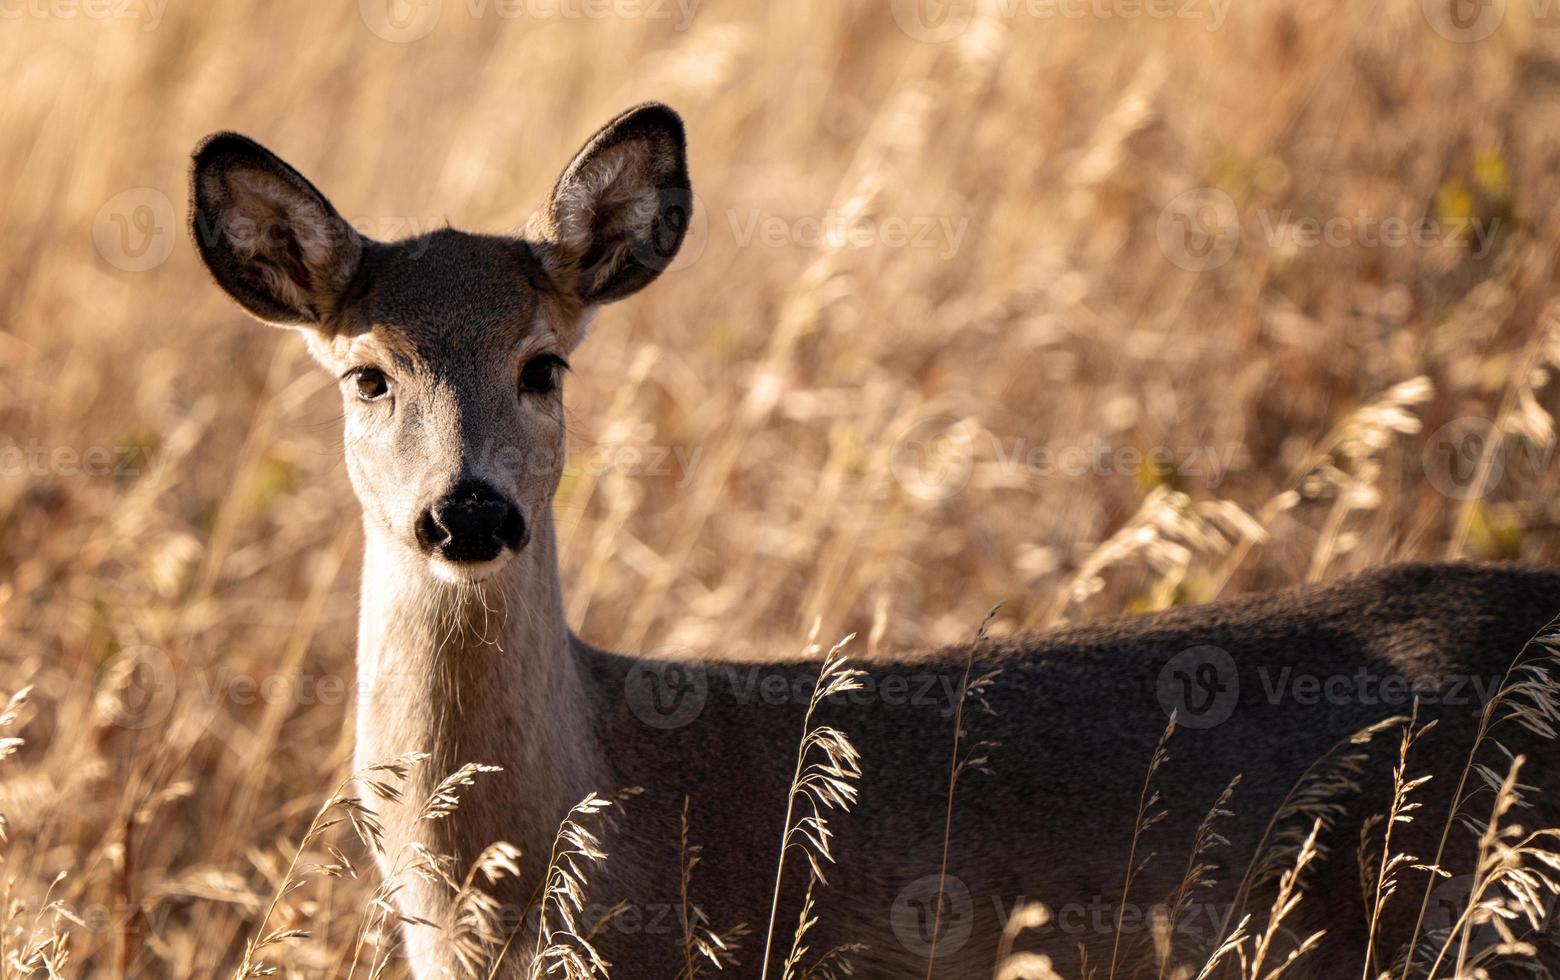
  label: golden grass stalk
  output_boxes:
[1360,705,1437,980]
[526,793,616,980]
[1107,712,1175,980]
[1400,617,1560,976]
[1210,376,1432,593]
[232,753,427,979]
[442,841,524,976]
[1043,488,1263,627]
[1242,818,1324,980]
[1303,377,1434,582]
[2,871,73,978]
[1447,308,1560,559]
[924,604,1005,979]
[994,951,1066,980]
[1156,774,1239,979]
[993,901,1052,973]
[1218,715,1404,948]
[758,635,865,980]
[675,796,748,979]
[1421,756,1560,979]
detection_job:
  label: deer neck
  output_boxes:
[353,514,606,897]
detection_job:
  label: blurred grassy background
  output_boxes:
[5,0,1560,973]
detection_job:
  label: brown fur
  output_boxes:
[190,106,1560,978]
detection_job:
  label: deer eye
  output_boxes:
[519,354,567,396]
[352,367,390,402]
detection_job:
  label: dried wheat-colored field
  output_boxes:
[7,0,1560,976]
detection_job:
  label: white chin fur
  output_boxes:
[428,555,512,584]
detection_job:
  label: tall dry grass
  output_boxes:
[8,0,1560,975]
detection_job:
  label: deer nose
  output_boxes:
[416,481,527,562]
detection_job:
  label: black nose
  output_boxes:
[416,481,527,562]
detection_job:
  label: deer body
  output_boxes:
[190,106,1560,978]
[358,543,1560,977]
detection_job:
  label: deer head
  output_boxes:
[189,104,691,584]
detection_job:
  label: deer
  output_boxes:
[189,103,1560,979]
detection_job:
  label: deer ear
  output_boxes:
[189,133,364,327]
[529,103,691,308]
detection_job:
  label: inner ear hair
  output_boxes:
[530,103,691,308]
[213,167,360,319]
[554,139,664,259]
[190,132,364,327]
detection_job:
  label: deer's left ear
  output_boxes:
[190,132,365,328]
[529,103,691,310]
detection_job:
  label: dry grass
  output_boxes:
[9,0,1560,976]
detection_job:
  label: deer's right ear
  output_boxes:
[189,133,363,328]
[528,103,691,315]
